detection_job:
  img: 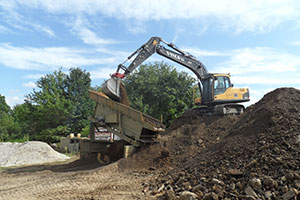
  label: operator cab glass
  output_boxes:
[214,76,230,95]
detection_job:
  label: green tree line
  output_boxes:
[0,62,196,143]
[0,68,95,142]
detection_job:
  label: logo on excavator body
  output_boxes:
[166,51,184,62]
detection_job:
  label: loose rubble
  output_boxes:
[122,87,300,199]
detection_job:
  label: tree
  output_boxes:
[22,68,95,142]
[0,94,21,141]
[123,62,196,126]
[25,70,71,141]
[0,94,11,114]
[13,102,33,137]
[65,68,95,133]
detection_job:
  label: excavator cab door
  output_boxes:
[201,77,214,104]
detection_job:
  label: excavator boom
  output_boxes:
[103,36,209,101]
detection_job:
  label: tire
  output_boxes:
[97,153,110,164]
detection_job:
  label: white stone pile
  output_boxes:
[0,141,69,167]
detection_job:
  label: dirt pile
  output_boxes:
[129,87,300,199]
[0,141,69,167]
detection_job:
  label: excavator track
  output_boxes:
[184,104,245,116]
[214,104,245,115]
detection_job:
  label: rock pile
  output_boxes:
[133,87,300,199]
[0,141,69,167]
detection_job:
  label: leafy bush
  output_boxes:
[80,124,90,137]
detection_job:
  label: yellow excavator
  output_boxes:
[102,36,250,115]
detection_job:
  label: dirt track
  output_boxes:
[0,157,153,200]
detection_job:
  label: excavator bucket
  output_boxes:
[102,76,130,106]
[102,76,121,101]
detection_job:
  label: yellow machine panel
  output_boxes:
[214,88,249,101]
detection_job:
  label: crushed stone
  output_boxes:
[0,141,69,167]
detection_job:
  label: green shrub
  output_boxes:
[80,124,90,137]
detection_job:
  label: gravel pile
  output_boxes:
[0,141,69,167]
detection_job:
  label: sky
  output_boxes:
[1,0,300,108]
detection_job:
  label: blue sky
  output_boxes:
[1,0,300,107]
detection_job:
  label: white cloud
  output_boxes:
[0,1,17,14]
[231,75,300,85]
[31,23,55,37]
[14,0,300,33]
[0,25,10,33]
[71,17,117,45]
[90,67,116,79]
[77,27,116,45]
[126,20,146,34]
[95,48,130,57]
[183,47,226,57]
[25,74,45,79]
[0,43,121,71]
[6,96,24,107]
[23,81,36,88]
[216,47,300,75]
[290,41,300,46]
[0,1,56,37]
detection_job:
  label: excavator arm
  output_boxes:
[105,36,211,102]
[115,36,209,80]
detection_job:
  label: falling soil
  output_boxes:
[119,82,130,106]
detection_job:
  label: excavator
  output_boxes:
[102,36,250,115]
[80,37,250,163]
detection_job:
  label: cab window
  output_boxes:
[225,78,230,88]
[214,76,230,95]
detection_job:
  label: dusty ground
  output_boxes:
[0,156,155,200]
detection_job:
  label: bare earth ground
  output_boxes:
[0,156,154,200]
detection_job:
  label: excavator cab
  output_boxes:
[212,74,249,105]
[195,74,249,107]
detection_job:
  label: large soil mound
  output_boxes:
[124,87,300,199]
